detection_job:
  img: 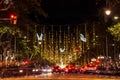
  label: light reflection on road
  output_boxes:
[0,73,120,80]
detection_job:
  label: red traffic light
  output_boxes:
[10,14,15,19]
[9,14,17,24]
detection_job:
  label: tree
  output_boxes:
[108,23,120,41]
[0,0,48,61]
[0,26,21,60]
[0,0,48,30]
[13,0,48,25]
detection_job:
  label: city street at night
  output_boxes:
[0,0,120,80]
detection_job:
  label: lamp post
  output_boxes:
[104,8,111,23]
[105,36,108,58]
[111,43,115,60]
[104,8,111,58]
[38,41,42,58]
[37,33,43,61]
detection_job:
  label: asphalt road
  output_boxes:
[0,73,120,80]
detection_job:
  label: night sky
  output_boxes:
[41,0,100,24]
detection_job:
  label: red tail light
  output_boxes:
[94,66,97,70]
[64,68,68,70]
[68,67,71,70]
[84,66,87,70]
[52,67,54,70]
[75,67,78,70]
[58,67,61,70]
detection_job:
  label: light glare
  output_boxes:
[105,9,111,15]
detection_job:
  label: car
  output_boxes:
[80,64,97,74]
[94,66,106,74]
[41,65,52,73]
[1,65,25,78]
[97,67,118,75]
[20,63,41,76]
[64,65,79,73]
[52,66,63,73]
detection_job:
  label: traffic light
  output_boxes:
[10,14,14,19]
[10,14,17,24]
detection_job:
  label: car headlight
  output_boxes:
[19,70,23,73]
[32,69,36,72]
[47,69,52,72]
[36,69,38,72]
[42,69,47,72]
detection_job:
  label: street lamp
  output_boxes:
[105,9,111,16]
[114,16,119,20]
[104,8,111,23]
[111,43,116,60]
[104,8,111,58]
[38,40,42,58]
[38,41,42,45]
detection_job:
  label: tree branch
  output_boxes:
[0,1,12,11]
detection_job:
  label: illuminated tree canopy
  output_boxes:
[108,23,120,41]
